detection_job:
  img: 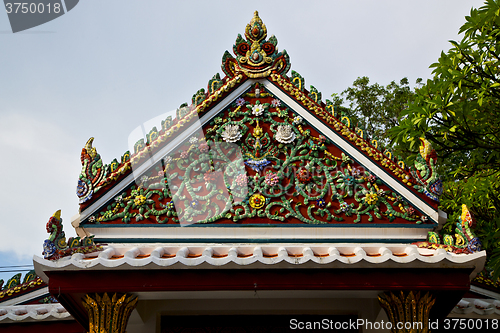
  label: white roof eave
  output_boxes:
[34,244,486,283]
[0,304,71,324]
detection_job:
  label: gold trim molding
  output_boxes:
[82,293,138,333]
[378,291,435,333]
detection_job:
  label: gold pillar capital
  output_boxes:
[82,292,138,333]
[378,291,435,333]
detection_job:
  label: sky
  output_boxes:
[0,0,486,283]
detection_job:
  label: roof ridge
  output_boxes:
[0,271,45,303]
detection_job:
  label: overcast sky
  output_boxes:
[0,0,485,282]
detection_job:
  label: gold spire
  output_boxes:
[245,10,267,43]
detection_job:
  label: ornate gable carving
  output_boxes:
[222,11,290,79]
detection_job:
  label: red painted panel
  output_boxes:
[47,269,471,294]
[0,320,85,333]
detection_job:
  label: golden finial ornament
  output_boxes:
[253,120,263,139]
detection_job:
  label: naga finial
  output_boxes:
[411,137,442,201]
[78,138,107,204]
[52,209,61,220]
[42,210,103,260]
[418,204,481,253]
[451,204,481,252]
[461,204,475,228]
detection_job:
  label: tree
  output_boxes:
[389,0,500,278]
[332,76,420,149]
[390,0,500,176]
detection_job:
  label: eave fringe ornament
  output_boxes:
[0,270,42,300]
[42,210,103,260]
[378,291,435,333]
[82,293,138,333]
[415,204,482,254]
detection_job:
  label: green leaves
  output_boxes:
[331,76,420,156]
[389,0,500,279]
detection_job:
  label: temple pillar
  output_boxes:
[378,291,435,333]
[82,293,138,333]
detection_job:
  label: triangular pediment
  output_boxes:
[74,12,444,244]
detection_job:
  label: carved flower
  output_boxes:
[264,171,279,187]
[406,207,415,215]
[180,151,189,159]
[341,173,355,186]
[246,101,269,116]
[204,171,218,183]
[340,202,350,212]
[275,124,295,144]
[221,124,242,143]
[189,137,198,144]
[189,200,199,209]
[352,168,361,177]
[364,193,378,205]
[134,195,146,206]
[199,142,209,152]
[318,135,326,143]
[296,167,312,183]
[252,104,265,116]
[316,198,326,208]
[236,97,246,106]
[293,116,303,125]
[235,173,248,187]
[249,194,266,209]
[271,99,281,107]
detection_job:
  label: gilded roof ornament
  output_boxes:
[77,137,107,204]
[222,11,291,79]
[42,210,103,260]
